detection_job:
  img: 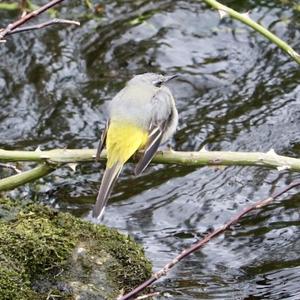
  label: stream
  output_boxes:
[0,1,300,299]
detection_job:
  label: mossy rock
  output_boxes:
[0,199,152,300]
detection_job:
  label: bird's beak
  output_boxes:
[164,74,178,83]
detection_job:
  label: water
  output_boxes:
[0,1,300,299]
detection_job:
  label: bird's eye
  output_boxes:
[153,80,163,87]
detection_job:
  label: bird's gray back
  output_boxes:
[109,83,174,131]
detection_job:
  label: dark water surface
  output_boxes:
[1,1,300,299]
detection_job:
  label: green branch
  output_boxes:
[153,149,300,172]
[0,148,299,191]
[0,148,299,171]
[202,0,300,64]
[0,163,56,191]
[0,148,96,163]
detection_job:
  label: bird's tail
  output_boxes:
[93,121,148,219]
[92,162,123,219]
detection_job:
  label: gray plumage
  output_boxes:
[93,73,178,219]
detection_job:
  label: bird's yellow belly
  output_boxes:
[106,121,148,168]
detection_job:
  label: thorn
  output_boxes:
[267,148,277,155]
[277,165,290,171]
[288,49,300,60]
[67,163,78,172]
[241,11,251,19]
[199,145,208,153]
[35,146,42,152]
[218,9,228,20]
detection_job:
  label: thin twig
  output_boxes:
[0,0,79,41]
[9,18,80,35]
[0,162,22,174]
[118,180,300,300]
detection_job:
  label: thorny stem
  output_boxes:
[0,148,299,191]
[0,148,299,170]
[202,0,300,64]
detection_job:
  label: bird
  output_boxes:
[93,73,178,219]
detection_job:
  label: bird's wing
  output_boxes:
[134,89,173,175]
[134,121,167,175]
[96,121,109,161]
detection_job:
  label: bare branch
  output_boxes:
[9,18,80,35]
[118,180,300,300]
[0,0,79,41]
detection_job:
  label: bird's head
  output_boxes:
[128,73,178,88]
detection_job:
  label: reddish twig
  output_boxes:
[0,0,79,41]
[118,180,300,300]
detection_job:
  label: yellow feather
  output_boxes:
[106,121,148,168]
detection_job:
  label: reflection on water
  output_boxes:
[0,1,299,299]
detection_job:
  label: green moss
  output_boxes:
[0,201,152,299]
[0,261,38,300]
